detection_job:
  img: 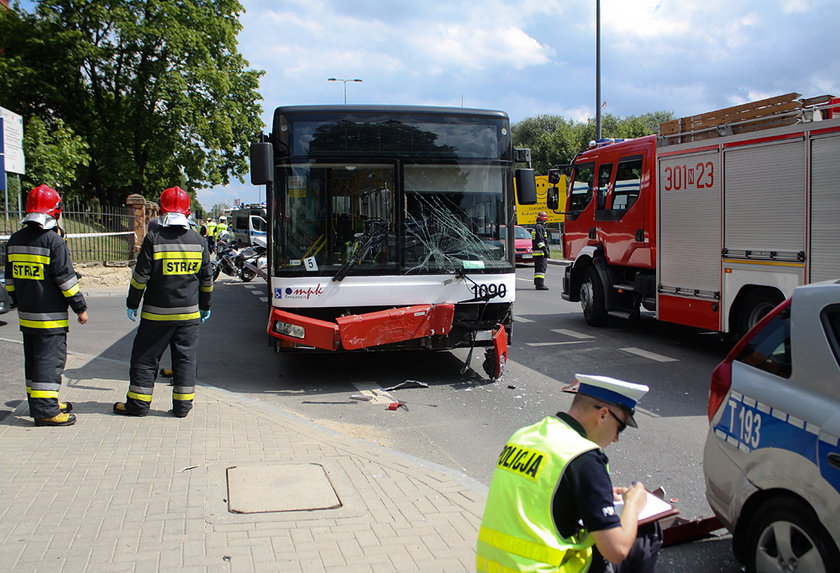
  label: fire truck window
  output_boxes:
[612,157,642,212]
[569,163,595,211]
[597,164,613,210]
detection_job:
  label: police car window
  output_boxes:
[735,306,791,378]
[821,304,840,368]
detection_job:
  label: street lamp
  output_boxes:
[327,77,363,104]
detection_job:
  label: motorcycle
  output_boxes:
[212,240,241,280]
[237,244,267,282]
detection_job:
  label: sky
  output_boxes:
[17,0,840,210]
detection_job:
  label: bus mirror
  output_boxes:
[547,187,559,211]
[250,142,274,185]
[548,169,561,185]
[515,169,537,205]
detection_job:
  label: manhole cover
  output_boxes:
[226,463,341,513]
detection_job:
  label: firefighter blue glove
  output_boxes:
[127,308,137,322]
[200,310,211,324]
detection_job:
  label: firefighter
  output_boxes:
[114,186,213,418]
[476,375,662,572]
[4,185,88,426]
[532,211,550,290]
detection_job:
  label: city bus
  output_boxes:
[250,105,535,378]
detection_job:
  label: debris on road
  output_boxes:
[386,402,409,412]
[382,380,429,391]
[350,394,374,401]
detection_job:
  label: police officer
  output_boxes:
[477,374,662,572]
[532,211,550,290]
[215,216,228,242]
[114,186,213,418]
[4,185,88,426]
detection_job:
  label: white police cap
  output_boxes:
[562,374,649,428]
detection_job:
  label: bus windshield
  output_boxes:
[270,108,514,277]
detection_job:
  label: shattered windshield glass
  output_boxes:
[273,162,510,276]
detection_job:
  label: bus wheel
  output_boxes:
[734,289,784,339]
[581,267,608,326]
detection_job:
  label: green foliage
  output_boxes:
[22,116,90,192]
[513,111,675,173]
[0,0,264,206]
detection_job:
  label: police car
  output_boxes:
[703,280,840,572]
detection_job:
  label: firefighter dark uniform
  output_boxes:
[115,187,212,418]
[4,185,88,426]
[532,212,550,290]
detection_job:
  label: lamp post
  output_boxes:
[327,77,363,104]
[595,0,602,141]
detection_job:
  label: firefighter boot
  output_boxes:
[59,401,73,413]
[113,402,148,417]
[535,278,550,291]
[34,412,77,427]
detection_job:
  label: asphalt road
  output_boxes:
[0,263,743,571]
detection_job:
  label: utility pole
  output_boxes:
[595,0,602,141]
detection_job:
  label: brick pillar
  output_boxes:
[126,194,158,259]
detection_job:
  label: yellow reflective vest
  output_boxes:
[476,416,600,572]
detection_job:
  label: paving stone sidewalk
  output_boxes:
[0,349,486,573]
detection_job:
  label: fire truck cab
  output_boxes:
[557,93,840,337]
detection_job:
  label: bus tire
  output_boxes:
[581,266,608,326]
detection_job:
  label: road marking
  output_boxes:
[351,381,395,404]
[514,316,534,323]
[619,347,678,363]
[551,329,595,339]
[526,341,588,347]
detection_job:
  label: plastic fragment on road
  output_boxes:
[382,380,429,391]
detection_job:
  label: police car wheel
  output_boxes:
[745,497,838,573]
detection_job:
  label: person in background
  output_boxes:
[532,211,550,290]
[114,186,212,418]
[4,184,89,426]
[476,374,662,572]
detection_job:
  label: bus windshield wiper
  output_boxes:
[332,219,388,282]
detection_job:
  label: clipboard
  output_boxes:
[615,489,679,525]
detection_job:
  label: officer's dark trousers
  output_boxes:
[23,332,67,419]
[533,254,548,287]
[128,320,198,416]
[590,521,663,573]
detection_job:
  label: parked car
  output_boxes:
[510,225,534,264]
[703,280,840,572]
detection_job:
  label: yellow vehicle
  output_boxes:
[516,174,566,226]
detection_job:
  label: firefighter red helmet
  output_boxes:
[536,211,548,222]
[26,185,63,220]
[159,186,191,215]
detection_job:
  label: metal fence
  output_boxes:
[1,202,135,268]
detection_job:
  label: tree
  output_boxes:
[513,111,675,173]
[22,116,90,193]
[0,0,264,206]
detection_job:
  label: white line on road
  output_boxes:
[550,329,595,339]
[619,347,678,363]
[514,316,534,323]
[526,341,589,347]
[351,381,395,404]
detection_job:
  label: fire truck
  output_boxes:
[554,93,840,336]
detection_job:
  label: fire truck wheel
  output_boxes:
[734,289,784,339]
[581,266,608,326]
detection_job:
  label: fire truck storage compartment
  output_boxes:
[657,149,722,331]
[810,132,840,282]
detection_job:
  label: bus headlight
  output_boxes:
[274,320,305,339]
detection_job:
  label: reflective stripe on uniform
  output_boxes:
[152,243,204,254]
[173,392,195,401]
[153,251,203,260]
[18,310,70,329]
[478,527,567,566]
[141,303,200,321]
[27,382,61,399]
